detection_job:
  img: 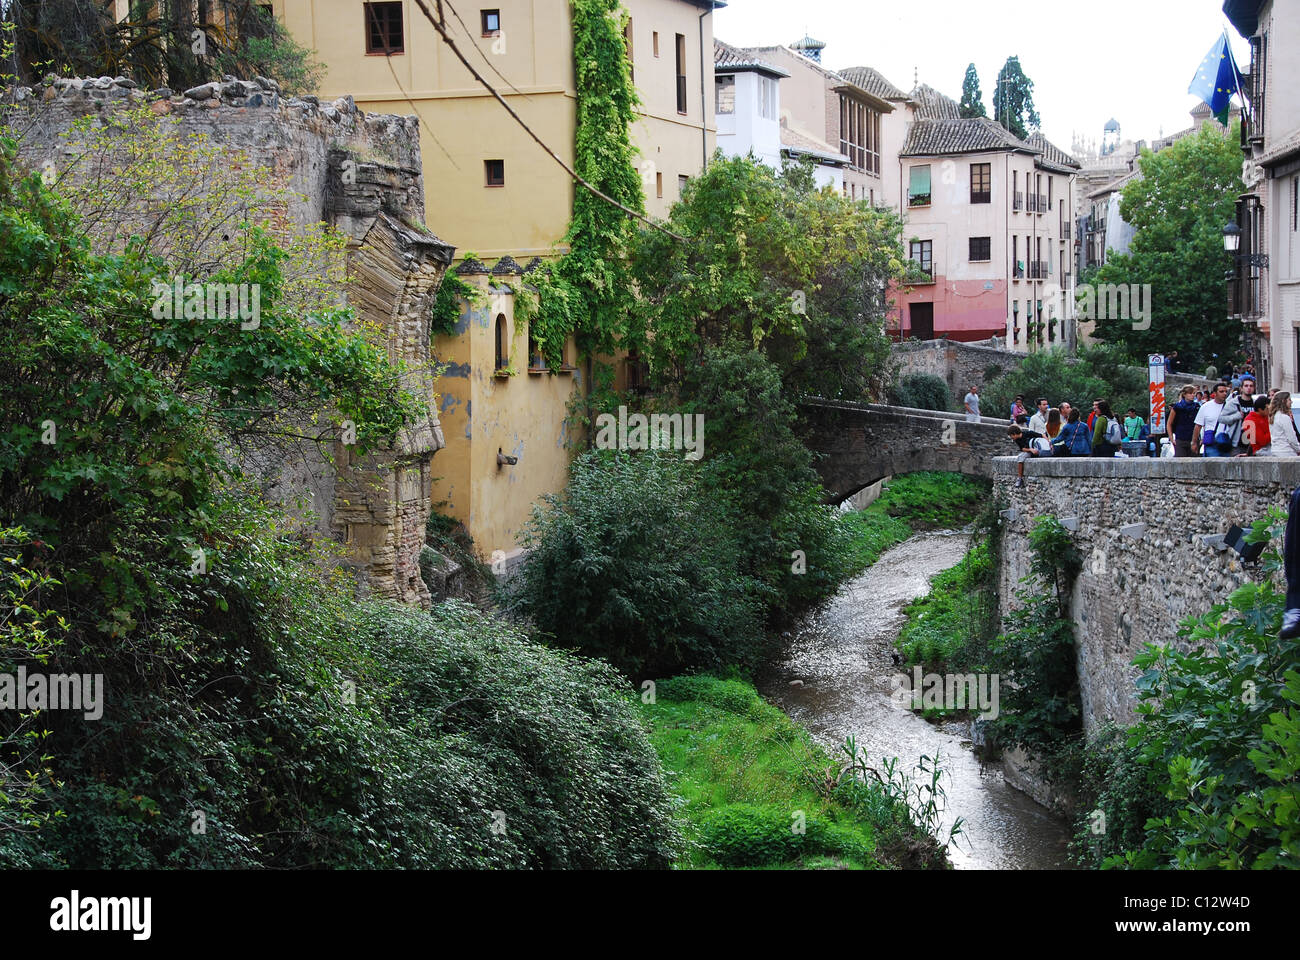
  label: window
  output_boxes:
[623,18,633,82]
[970,163,991,204]
[484,159,504,186]
[838,96,880,174]
[364,2,403,55]
[908,165,931,207]
[1012,301,1020,344]
[757,75,777,120]
[656,172,662,198]
[675,34,687,114]
[653,31,659,57]
[1293,175,1298,231]
[495,314,507,371]
[678,174,689,196]
[715,75,735,115]
[481,9,500,35]
[969,237,991,262]
[909,240,932,276]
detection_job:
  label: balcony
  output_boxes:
[1013,192,1024,211]
[1028,260,1049,279]
[1060,222,1072,240]
[1026,194,1038,212]
[908,193,931,208]
[1037,195,1049,214]
[1012,261,1025,279]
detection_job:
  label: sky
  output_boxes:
[713,0,1252,154]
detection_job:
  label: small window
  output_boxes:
[909,240,932,276]
[715,75,735,115]
[757,76,777,120]
[653,31,659,57]
[656,171,663,198]
[675,34,687,114]
[484,159,504,186]
[969,237,992,262]
[481,9,500,35]
[364,2,404,55]
[495,314,507,371]
[970,163,991,204]
[908,165,931,207]
[623,18,633,82]
[678,174,689,196]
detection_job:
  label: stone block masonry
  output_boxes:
[994,456,1300,733]
[3,76,454,607]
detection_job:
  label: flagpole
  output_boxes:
[1223,25,1252,125]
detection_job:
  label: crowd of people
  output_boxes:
[969,375,1300,485]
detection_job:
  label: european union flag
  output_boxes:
[1188,34,1246,126]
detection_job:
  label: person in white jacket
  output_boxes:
[1262,392,1300,457]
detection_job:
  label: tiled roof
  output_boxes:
[900,116,1039,158]
[838,66,908,102]
[910,83,961,121]
[1027,132,1082,172]
[742,45,894,111]
[714,39,789,77]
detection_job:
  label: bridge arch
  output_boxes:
[801,400,1010,503]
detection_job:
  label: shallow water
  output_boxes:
[758,530,1073,870]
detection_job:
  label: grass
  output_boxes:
[640,674,942,870]
[896,541,995,674]
[839,472,991,578]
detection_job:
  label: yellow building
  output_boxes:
[269,1,721,560]
[277,0,721,258]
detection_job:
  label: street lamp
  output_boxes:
[1223,222,1241,253]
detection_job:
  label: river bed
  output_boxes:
[758,530,1073,870]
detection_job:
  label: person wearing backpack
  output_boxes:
[1192,382,1233,457]
[1092,400,1121,457]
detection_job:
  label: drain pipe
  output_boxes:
[699,1,714,170]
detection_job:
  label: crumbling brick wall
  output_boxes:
[3,75,453,606]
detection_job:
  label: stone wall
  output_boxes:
[803,401,1009,501]
[993,456,1300,733]
[893,339,1216,412]
[4,75,453,606]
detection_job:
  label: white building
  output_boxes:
[713,40,787,171]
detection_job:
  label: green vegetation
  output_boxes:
[4,1,323,94]
[887,372,953,412]
[992,56,1040,141]
[959,63,987,119]
[897,542,994,668]
[510,450,767,679]
[641,675,945,869]
[839,472,990,579]
[1089,123,1244,369]
[0,127,680,869]
[981,344,1148,424]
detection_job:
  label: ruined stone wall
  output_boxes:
[3,76,453,606]
[993,456,1300,733]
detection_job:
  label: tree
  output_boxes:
[959,63,986,119]
[1088,123,1243,367]
[992,56,1040,140]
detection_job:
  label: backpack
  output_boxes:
[1104,417,1122,445]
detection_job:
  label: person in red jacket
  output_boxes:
[1239,395,1272,456]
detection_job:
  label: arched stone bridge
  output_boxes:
[801,400,1012,502]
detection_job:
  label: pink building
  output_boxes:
[893,86,1080,349]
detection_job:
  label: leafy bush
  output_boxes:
[697,803,873,867]
[888,373,953,412]
[897,542,994,668]
[1068,724,1170,868]
[510,449,768,678]
[1106,572,1300,869]
[988,517,1082,754]
[982,344,1148,424]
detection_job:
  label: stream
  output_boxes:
[758,529,1073,870]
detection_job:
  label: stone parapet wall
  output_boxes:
[993,456,1300,733]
